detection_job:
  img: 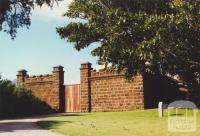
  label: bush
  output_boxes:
[14,85,53,116]
[0,77,16,118]
[0,76,53,119]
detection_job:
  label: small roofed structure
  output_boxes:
[168,100,197,109]
[167,100,198,132]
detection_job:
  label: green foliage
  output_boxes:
[57,0,200,102]
[14,84,53,116]
[0,77,52,119]
[0,77,16,117]
[0,0,62,39]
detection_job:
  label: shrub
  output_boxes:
[0,77,16,118]
[0,76,53,119]
[14,85,53,116]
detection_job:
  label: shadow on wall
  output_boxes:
[143,74,188,109]
[0,83,56,119]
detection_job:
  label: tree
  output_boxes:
[57,0,200,103]
[0,0,61,39]
[0,76,16,118]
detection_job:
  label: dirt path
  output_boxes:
[0,117,66,136]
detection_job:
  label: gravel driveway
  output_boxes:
[0,117,66,136]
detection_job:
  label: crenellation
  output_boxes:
[80,62,145,112]
[16,66,65,112]
[16,62,187,113]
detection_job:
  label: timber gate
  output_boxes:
[65,84,80,112]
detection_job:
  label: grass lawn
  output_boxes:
[37,109,200,136]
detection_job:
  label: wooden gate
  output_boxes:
[65,84,80,112]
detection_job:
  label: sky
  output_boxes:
[0,0,101,84]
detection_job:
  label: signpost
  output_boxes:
[158,102,163,118]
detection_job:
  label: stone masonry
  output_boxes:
[80,62,144,112]
[16,63,186,113]
[16,66,65,112]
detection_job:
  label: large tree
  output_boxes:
[57,0,200,103]
[0,0,61,39]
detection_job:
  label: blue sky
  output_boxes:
[0,0,100,84]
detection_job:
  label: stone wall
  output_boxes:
[80,63,144,112]
[16,63,187,113]
[16,66,65,112]
[80,62,187,112]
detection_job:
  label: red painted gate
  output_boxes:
[65,84,80,112]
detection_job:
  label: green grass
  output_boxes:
[37,109,200,136]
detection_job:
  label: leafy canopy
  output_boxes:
[0,0,61,39]
[57,0,200,81]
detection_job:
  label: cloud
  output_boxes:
[93,65,105,71]
[32,0,73,22]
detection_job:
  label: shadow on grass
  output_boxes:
[59,113,87,117]
[37,120,72,129]
[169,114,184,116]
[37,113,88,119]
